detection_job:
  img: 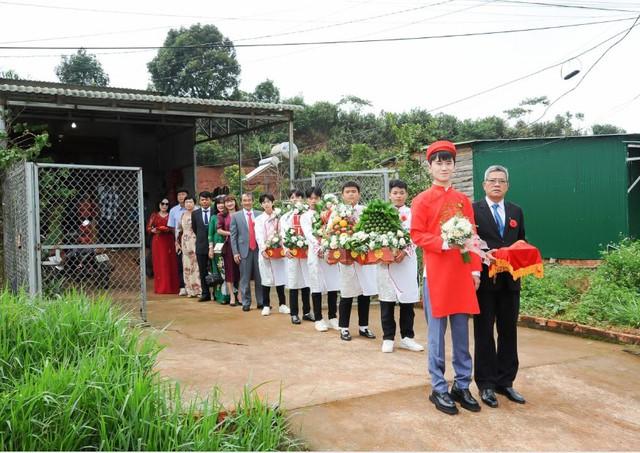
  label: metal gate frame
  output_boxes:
[292,169,397,203]
[2,162,147,321]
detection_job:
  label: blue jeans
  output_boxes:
[423,279,473,393]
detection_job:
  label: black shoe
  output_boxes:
[242,305,250,312]
[429,391,459,415]
[495,386,526,404]
[450,382,481,412]
[302,313,315,322]
[198,296,211,302]
[340,330,352,341]
[291,315,301,324]
[257,304,263,309]
[358,328,376,339]
[480,388,499,408]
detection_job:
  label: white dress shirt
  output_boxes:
[485,197,505,226]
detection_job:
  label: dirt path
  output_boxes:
[147,295,640,451]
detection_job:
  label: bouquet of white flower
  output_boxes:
[440,215,474,263]
[265,231,284,259]
[283,227,308,258]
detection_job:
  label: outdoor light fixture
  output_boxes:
[71,122,77,129]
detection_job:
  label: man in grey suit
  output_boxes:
[230,193,263,311]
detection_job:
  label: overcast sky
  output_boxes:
[1,0,639,132]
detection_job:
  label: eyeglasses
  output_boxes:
[160,202,169,205]
[486,179,507,185]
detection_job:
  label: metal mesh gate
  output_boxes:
[293,169,397,203]
[2,162,147,320]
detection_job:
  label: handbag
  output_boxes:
[205,269,224,286]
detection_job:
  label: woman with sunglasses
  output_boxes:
[146,198,180,294]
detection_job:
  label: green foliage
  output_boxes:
[520,265,591,318]
[0,69,20,80]
[251,79,280,104]
[0,291,298,451]
[520,239,640,329]
[0,120,50,171]
[222,164,245,196]
[591,123,626,135]
[55,49,109,87]
[356,200,403,234]
[148,24,240,99]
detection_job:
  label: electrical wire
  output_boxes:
[0,16,634,50]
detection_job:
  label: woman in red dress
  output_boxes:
[147,198,179,294]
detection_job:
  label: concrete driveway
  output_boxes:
[146,294,640,451]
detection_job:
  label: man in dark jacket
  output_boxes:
[473,165,526,408]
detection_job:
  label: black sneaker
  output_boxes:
[340,330,352,341]
[429,391,458,415]
[291,315,301,325]
[302,313,315,322]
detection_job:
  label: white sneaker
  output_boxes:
[278,305,291,314]
[314,320,328,332]
[178,288,187,296]
[261,306,271,316]
[328,318,340,330]
[381,340,394,353]
[399,337,424,352]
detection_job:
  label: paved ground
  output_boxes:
[146,293,640,451]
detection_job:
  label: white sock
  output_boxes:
[359,325,368,332]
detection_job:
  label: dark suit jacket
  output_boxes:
[473,199,526,292]
[191,208,212,256]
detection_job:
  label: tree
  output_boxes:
[251,79,280,103]
[0,69,21,80]
[591,124,626,135]
[147,24,241,99]
[55,49,109,86]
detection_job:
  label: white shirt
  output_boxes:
[243,209,254,227]
[485,197,505,226]
[168,204,186,238]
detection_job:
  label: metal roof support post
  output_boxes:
[0,103,6,148]
[238,134,243,195]
[288,116,295,189]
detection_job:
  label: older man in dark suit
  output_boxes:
[230,193,263,311]
[191,191,213,302]
[473,165,526,408]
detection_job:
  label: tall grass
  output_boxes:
[0,291,299,451]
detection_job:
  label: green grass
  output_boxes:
[0,291,300,451]
[520,238,640,330]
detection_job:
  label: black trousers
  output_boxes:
[338,295,370,329]
[473,290,520,390]
[196,253,211,299]
[380,301,415,341]
[262,285,286,308]
[289,287,310,316]
[312,291,338,321]
[176,250,185,289]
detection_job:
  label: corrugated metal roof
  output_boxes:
[0,79,304,112]
[454,133,640,147]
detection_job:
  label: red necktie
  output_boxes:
[247,211,257,250]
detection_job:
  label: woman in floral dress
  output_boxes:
[177,196,201,297]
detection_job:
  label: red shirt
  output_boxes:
[410,185,481,317]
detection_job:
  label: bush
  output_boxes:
[0,291,298,451]
[520,265,591,318]
[575,276,640,328]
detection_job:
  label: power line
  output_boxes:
[426,22,635,112]
[528,13,640,124]
[0,16,635,50]
[490,0,640,13]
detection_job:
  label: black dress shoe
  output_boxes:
[450,382,481,412]
[358,328,376,339]
[257,304,263,309]
[480,388,499,408]
[496,386,526,404]
[291,315,301,324]
[302,313,315,322]
[242,305,250,312]
[198,296,211,302]
[340,330,352,341]
[429,391,458,415]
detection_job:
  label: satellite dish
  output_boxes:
[270,142,298,159]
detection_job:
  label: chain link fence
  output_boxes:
[292,169,397,203]
[2,162,147,320]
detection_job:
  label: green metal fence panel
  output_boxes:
[472,136,631,259]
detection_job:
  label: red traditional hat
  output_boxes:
[426,140,457,161]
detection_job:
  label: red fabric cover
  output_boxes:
[489,240,544,280]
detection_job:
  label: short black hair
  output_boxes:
[341,181,360,193]
[183,196,195,203]
[389,179,408,191]
[242,192,254,200]
[198,191,212,199]
[176,188,189,196]
[306,186,322,198]
[288,189,304,198]
[428,151,456,164]
[259,193,275,203]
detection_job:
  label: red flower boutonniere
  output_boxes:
[400,214,408,222]
[509,218,518,228]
